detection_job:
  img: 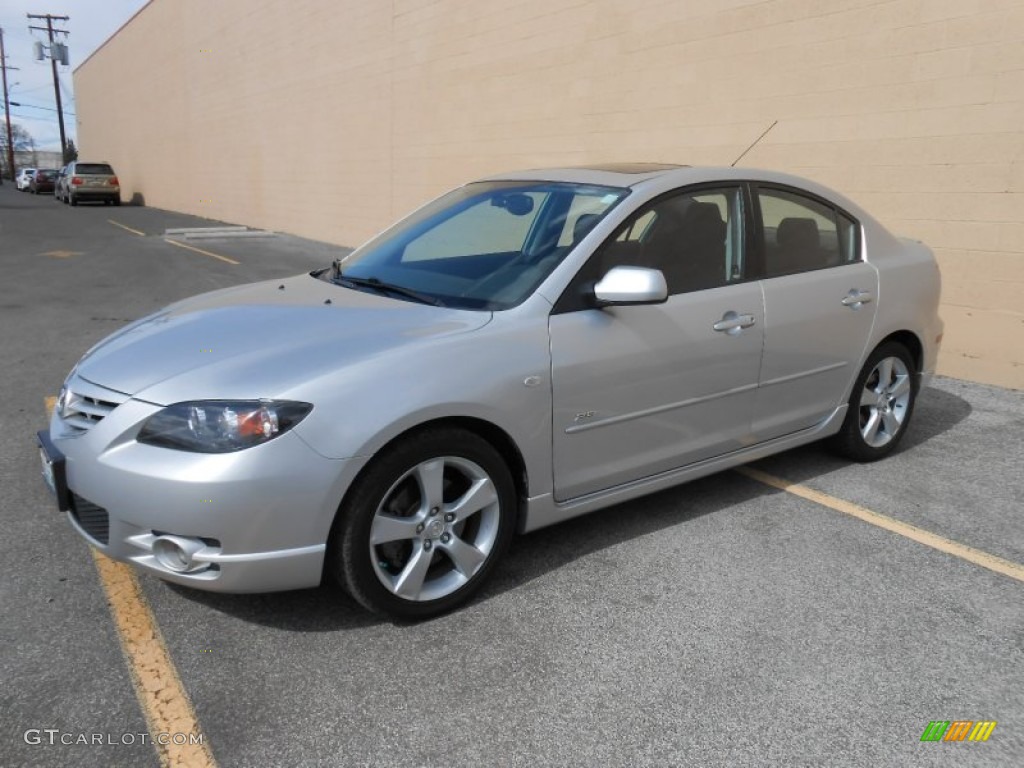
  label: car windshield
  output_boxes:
[76,164,115,175]
[325,181,629,310]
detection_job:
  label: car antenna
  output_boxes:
[730,119,778,167]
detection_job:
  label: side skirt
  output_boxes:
[519,405,847,534]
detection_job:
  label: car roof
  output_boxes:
[479,164,873,223]
[482,164,833,189]
[481,164,686,187]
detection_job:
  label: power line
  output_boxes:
[9,100,75,116]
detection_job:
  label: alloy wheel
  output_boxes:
[368,456,501,602]
[858,356,911,448]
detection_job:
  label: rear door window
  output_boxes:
[756,187,859,276]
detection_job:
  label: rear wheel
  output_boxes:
[829,342,917,462]
[329,428,516,620]
[69,193,78,206]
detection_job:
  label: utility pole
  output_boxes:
[0,27,17,184]
[27,13,69,162]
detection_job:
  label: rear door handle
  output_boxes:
[713,311,756,335]
[841,289,873,308]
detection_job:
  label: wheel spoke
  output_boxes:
[414,459,445,512]
[882,410,901,436]
[446,477,497,522]
[888,375,911,399]
[862,409,882,443]
[442,534,487,578]
[393,546,433,600]
[370,513,421,545]
[860,385,878,407]
[877,357,894,388]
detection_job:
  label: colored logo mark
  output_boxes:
[920,721,997,742]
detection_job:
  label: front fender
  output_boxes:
[289,313,554,499]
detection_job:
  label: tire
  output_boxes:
[69,194,78,206]
[329,427,516,620]
[829,342,918,462]
[113,198,121,206]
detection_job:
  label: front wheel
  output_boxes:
[329,428,516,620]
[829,342,918,462]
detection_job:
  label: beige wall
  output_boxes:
[76,0,1024,388]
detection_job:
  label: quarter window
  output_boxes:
[757,188,858,276]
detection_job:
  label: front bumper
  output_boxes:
[44,386,367,593]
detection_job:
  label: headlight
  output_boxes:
[137,400,313,453]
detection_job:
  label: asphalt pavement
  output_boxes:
[1,185,1021,767]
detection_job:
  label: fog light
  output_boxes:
[152,535,206,573]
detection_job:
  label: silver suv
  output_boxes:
[59,161,121,206]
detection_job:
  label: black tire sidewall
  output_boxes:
[331,428,517,620]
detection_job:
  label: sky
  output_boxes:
[0,0,150,151]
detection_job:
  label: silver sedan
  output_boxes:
[38,164,943,619]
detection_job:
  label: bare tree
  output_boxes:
[1,121,36,179]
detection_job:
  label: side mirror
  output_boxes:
[593,266,668,306]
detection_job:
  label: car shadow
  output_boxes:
[165,472,762,631]
[163,384,972,630]
[163,580,380,631]
[738,383,973,484]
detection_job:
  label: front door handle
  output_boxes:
[841,289,874,308]
[713,311,756,335]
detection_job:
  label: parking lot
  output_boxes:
[2,184,1022,767]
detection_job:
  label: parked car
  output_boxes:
[38,165,943,619]
[28,169,58,195]
[15,168,36,191]
[59,161,121,206]
[54,165,69,202]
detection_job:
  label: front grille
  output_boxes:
[59,378,129,433]
[70,492,109,544]
[63,394,120,431]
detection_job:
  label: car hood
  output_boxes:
[74,273,491,403]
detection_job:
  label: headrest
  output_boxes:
[573,213,601,244]
[682,202,726,241]
[777,217,819,249]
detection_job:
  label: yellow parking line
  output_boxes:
[45,398,217,768]
[108,219,146,237]
[736,466,1024,583]
[163,238,239,265]
[91,553,217,768]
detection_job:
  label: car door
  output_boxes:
[549,185,764,501]
[751,184,878,439]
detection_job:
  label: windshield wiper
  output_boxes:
[332,270,446,307]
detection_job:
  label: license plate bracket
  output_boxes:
[37,431,71,512]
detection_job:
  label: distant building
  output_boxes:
[14,150,63,171]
